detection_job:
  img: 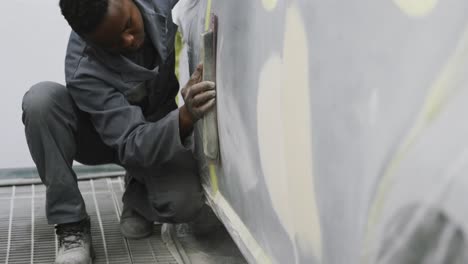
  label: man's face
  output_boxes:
[87,0,145,53]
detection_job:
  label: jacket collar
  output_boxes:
[135,0,170,63]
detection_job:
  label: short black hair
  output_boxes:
[59,0,109,35]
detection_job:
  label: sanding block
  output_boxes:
[201,14,219,160]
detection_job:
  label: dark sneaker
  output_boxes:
[55,217,94,264]
[120,203,153,239]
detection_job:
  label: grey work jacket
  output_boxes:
[64,0,190,170]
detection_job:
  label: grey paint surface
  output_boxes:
[175,0,468,263]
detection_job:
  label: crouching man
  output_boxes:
[21,0,216,263]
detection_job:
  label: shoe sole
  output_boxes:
[54,246,95,264]
[120,226,153,240]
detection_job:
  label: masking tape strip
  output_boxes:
[205,0,213,31]
[208,162,219,194]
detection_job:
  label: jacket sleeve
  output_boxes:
[67,74,191,168]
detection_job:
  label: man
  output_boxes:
[21,0,216,263]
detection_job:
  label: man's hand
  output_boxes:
[179,64,216,139]
[181,64,216,122]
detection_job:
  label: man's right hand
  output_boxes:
[179,64,216,140]
[181,64,216,123]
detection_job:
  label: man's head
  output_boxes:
[59,0,146,53]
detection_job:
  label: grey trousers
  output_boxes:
[22,81,204,225]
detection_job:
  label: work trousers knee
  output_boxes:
[22,81,117,224]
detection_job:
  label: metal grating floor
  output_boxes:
[0,177,179,264]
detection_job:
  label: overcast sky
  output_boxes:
[0,1,70,168]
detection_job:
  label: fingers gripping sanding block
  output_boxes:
[202,14,219,160]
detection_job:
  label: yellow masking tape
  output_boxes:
[209,162,219,194]
[205,0,213,31]
[394,0,438,17]
[262,0,278,11]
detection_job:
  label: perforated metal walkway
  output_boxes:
[0,177,180,264]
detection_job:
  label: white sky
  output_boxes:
[0,1,70,168]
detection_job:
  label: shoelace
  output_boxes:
[56,225,86,250]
